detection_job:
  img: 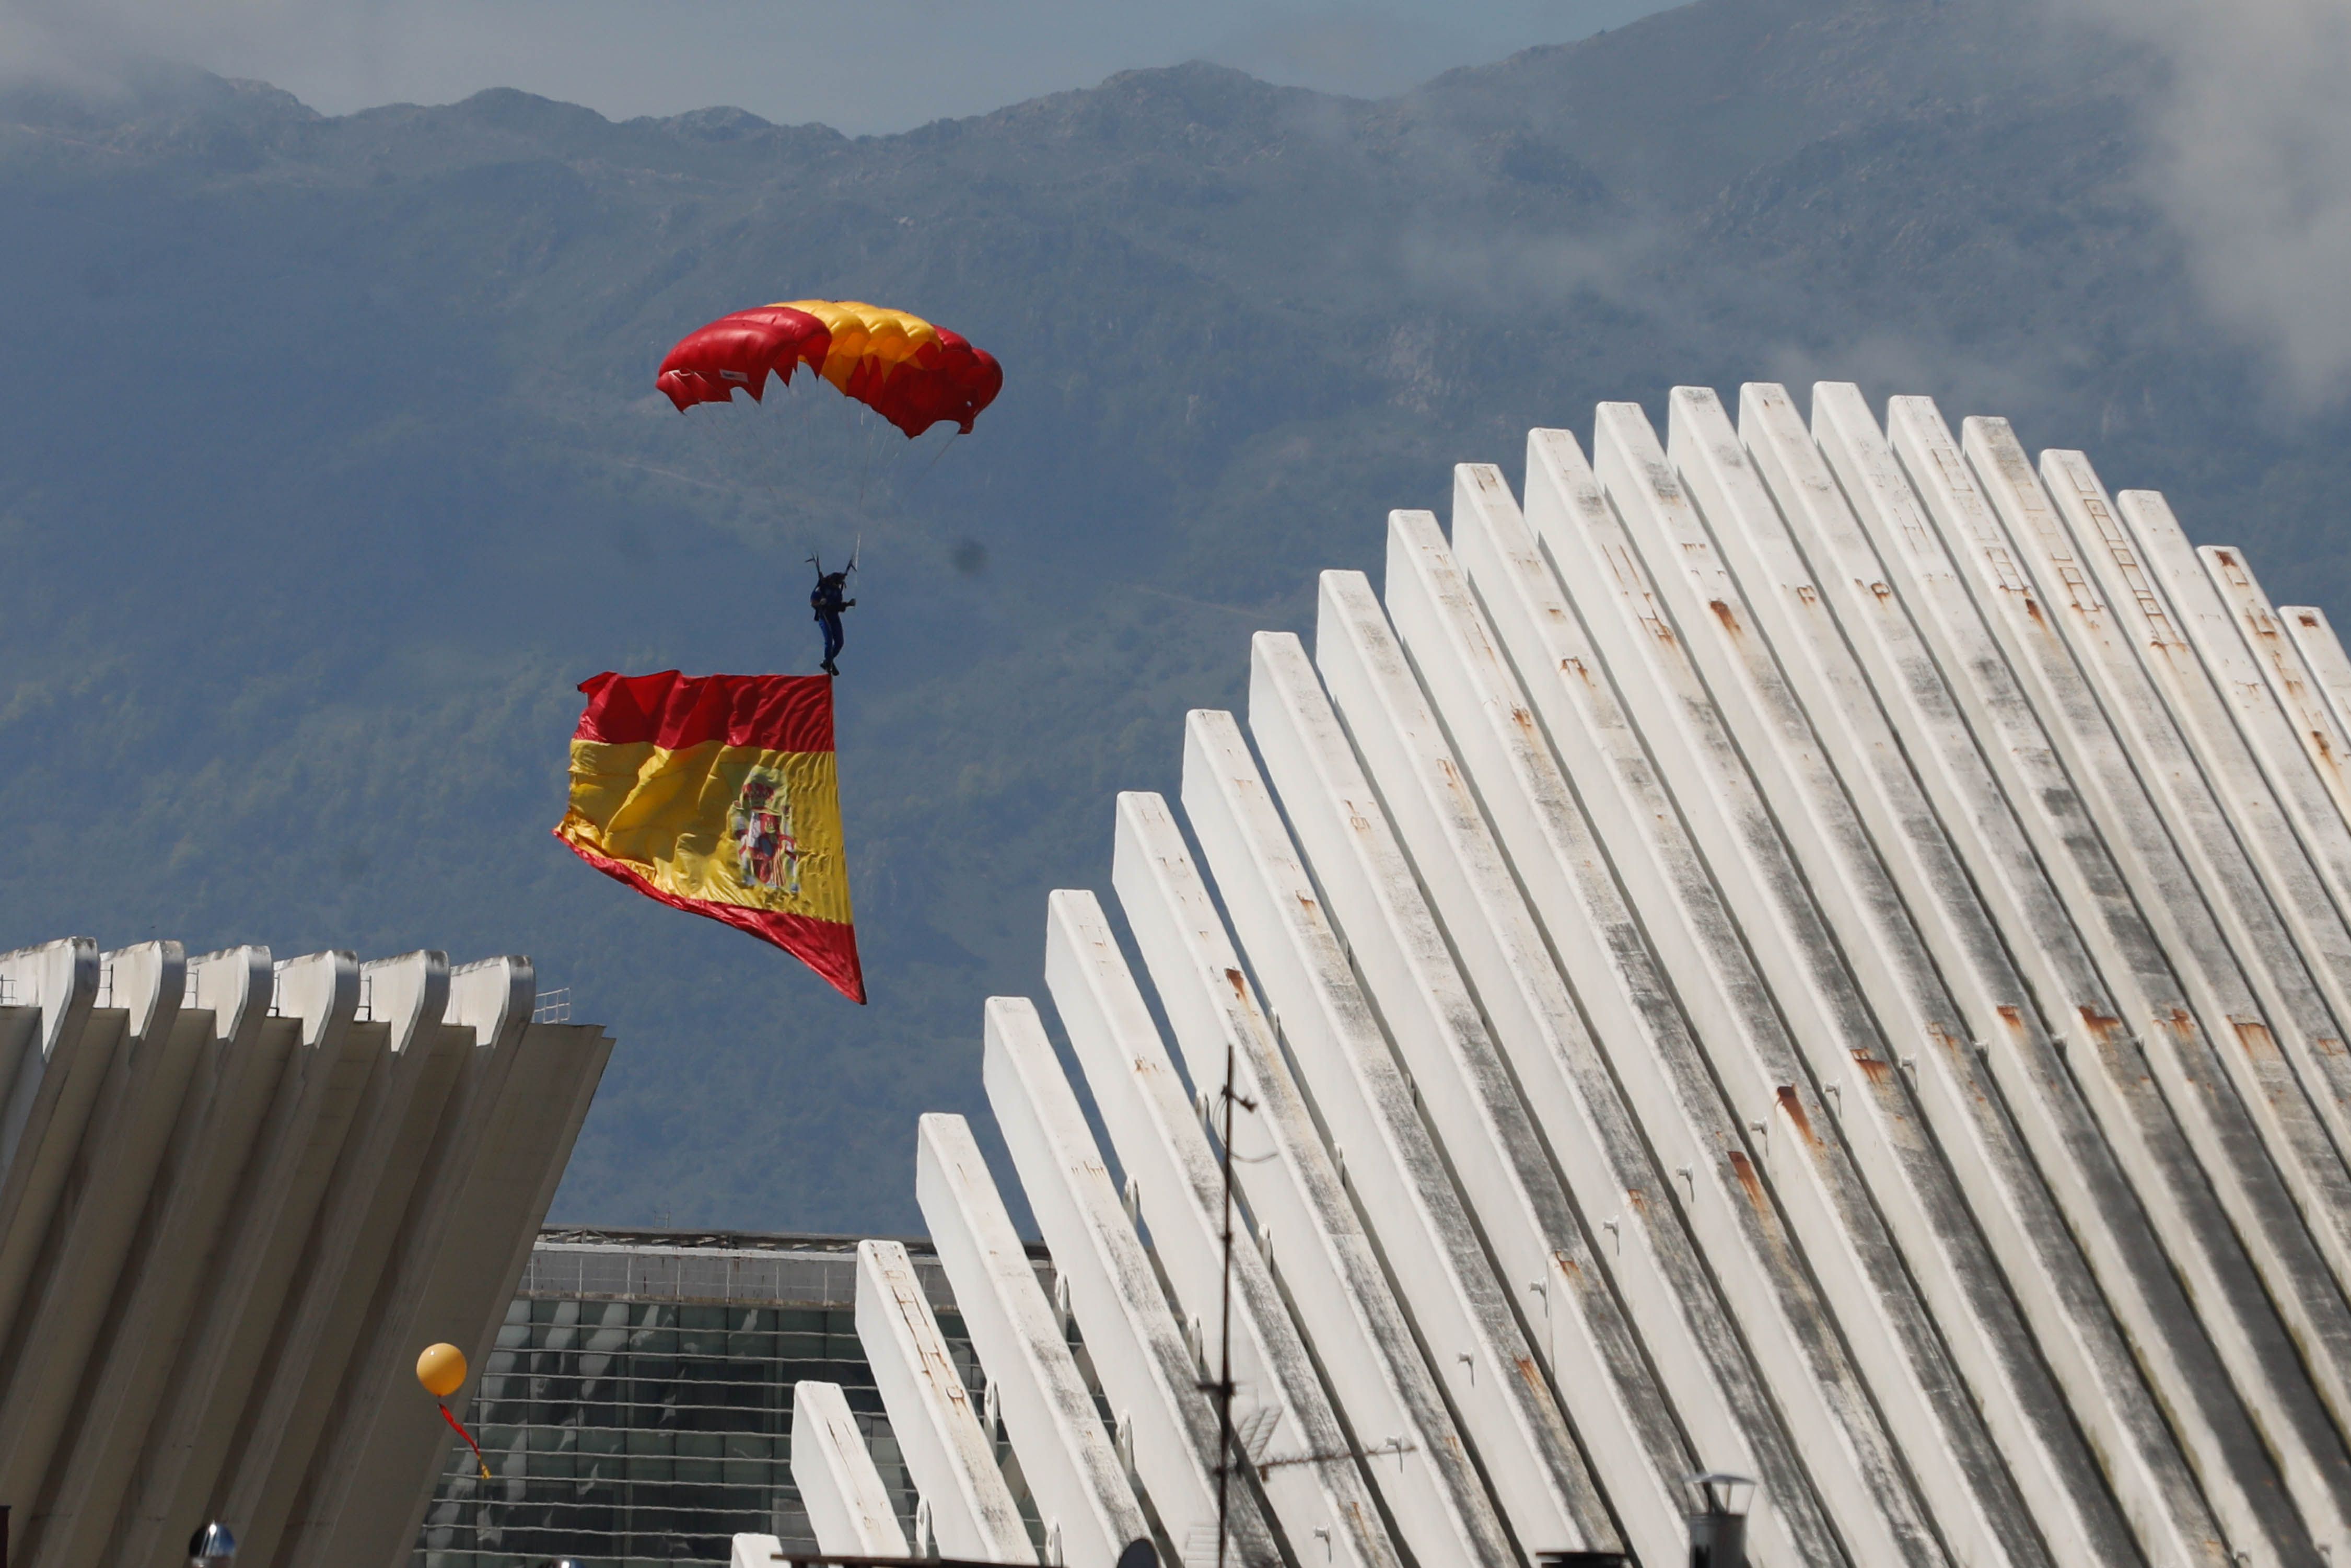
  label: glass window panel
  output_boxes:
[724,1454,775,1491]
[420,1244,985,1563]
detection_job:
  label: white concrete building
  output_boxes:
[0,940,610,1568]
[803,386,2351,1568]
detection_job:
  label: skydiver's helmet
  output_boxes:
[189,1520,237,1563]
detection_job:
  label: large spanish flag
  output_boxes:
[555,671,864,1003]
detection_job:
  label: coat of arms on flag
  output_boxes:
[730,765,802,896]
[555,670,864,1002]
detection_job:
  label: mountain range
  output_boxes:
[4,0,2343,1233]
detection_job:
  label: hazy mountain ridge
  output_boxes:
[3,0,2337,1232]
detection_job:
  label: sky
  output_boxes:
[0,0,1680,133]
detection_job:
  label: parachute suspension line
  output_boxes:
[725,368,806,520]
[702,386,766,509]
[770,371,807,509]
[655,297,1001,537]
[918,428,961,478]
[748,401,786,511]
[712,397,752,501]
[857,404,879,509]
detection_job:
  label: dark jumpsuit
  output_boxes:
[811,573,852,673]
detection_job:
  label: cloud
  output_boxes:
[2067,0,2351,404]
[1758,329,2069,438]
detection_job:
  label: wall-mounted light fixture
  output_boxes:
[1682,1472,1754,1568]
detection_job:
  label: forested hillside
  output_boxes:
[3,0,2336,1232]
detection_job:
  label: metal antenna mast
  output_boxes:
[1196,1018,1423,1568]
[1210,1039,1253,1568]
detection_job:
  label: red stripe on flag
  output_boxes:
[559,835,866,1004]
[574,671,835,753]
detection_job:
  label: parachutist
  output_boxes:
[811,567,856,677]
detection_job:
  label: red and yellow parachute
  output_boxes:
[656,299,1002,438]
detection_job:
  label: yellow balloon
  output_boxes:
[416,1342,467,1399]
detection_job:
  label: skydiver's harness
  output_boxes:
[811,577,851,619]
[808,551,857,620]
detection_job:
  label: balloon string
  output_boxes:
[440,1399,492,1482]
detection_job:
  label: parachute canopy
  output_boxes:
[656,299,1002,438]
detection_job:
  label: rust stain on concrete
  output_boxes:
[2077,1005,2126,1044]
[1728,1150,1766,1210]
[1776,1084,1820,1146]
[2233,1017,2281,1060]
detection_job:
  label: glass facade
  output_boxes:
[413,1228,1053,1567]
